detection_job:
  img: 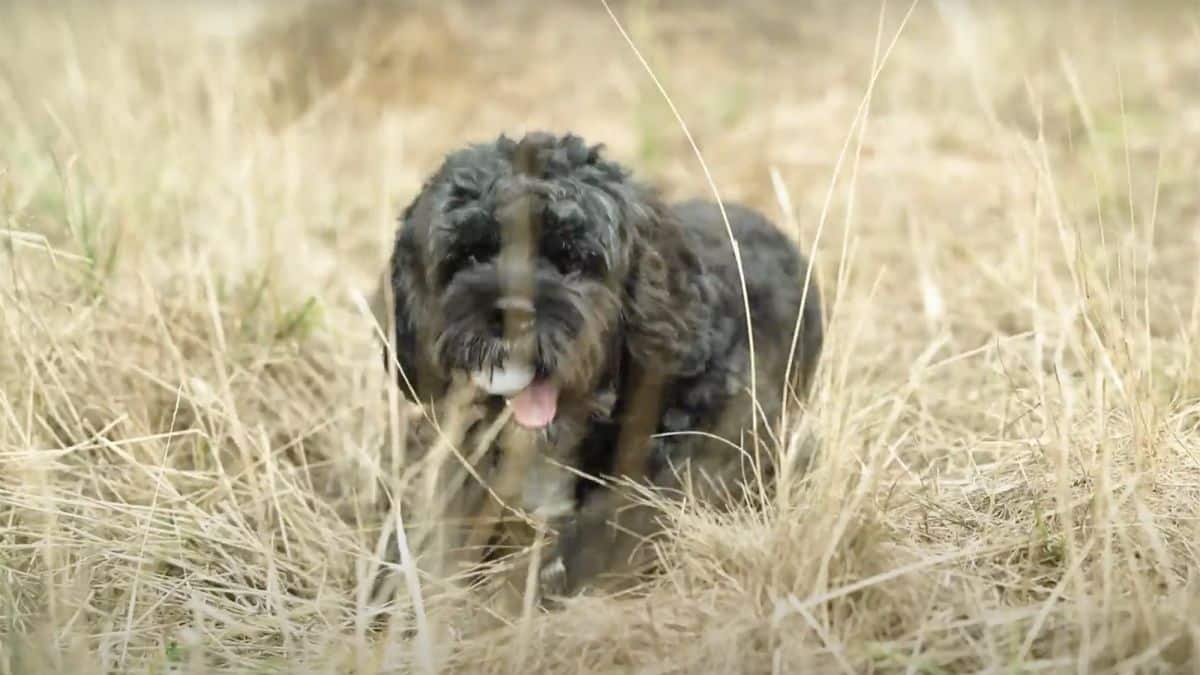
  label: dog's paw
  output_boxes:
[538,554,568,602]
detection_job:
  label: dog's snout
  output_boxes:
[496,295,535,316]
[494,295,536,336]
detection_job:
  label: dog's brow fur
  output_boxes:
[380,130,824,608]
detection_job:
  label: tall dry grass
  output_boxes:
[1,0,1199,672]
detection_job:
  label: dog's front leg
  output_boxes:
[537,487,664,603]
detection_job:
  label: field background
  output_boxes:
[2,0,1199,672]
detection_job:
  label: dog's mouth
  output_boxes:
[470,361,559,429]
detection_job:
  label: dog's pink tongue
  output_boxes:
[510,379,559,429]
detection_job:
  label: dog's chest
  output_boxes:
[464,391,615,524]
[486,413,587,523]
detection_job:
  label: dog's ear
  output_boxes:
[624,202,714,376]
[383,206,448,404]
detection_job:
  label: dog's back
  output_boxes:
[670,198,823,408]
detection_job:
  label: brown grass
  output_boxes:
[2,0,1200,672]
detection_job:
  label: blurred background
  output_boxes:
[2,1,1199,672]
[3,0,1197,352]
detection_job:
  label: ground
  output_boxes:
[1,0,1199,673]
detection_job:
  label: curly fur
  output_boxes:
[381,131,823,604]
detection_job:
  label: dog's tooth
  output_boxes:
[471,361,534,396]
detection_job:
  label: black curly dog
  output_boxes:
[382,131,822,603]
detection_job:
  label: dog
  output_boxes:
[379,131,823,606]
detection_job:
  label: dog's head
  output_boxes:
[385,132,712,429]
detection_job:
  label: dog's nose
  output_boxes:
[494,295,536,336]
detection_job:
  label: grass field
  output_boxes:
[2,0,1200,672]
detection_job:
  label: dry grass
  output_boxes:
[2,0,1200,672]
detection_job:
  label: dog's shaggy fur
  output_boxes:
[382,131,823,604]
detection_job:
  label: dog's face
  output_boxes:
[421,135,632,428]
[386,132,712,429]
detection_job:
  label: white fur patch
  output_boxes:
[520,457,576,521]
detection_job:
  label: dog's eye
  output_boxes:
[574,250,601,275]
[440,244,495,284]
[456,251,486,271]
[463,242,496,266]
[546,241,575,275]
[548,242,604,277]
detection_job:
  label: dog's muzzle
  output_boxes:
[494,295,535,336]
[471,294,562,430]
